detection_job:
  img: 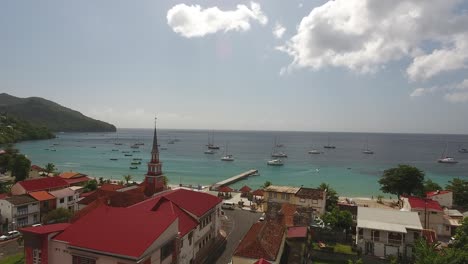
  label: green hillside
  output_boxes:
[0,93,116,132]
[0,115,55,144]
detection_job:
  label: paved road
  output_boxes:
[216,209,262,264]
[0,238,22,260]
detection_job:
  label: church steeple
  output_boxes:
[144,117,165,196]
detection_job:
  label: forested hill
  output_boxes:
[0,93,116,132]
[0,115,55,144]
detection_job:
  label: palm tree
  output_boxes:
[123,175,132,185]
[44,163,56,174]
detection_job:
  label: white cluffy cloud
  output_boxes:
[410,79,468,103]
[167,2,268,38]
[273,22,286,39]
[278,0,468,79]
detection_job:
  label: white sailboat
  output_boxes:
[271,137,287,158]
[308,148,321,154]
[362,138,374,154]
[438,143,458,164]
[323,136,336,149]
[267,159,284,166]
[221,143,234,161]
[207,131,220,150]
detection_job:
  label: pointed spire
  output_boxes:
[152,117,159,153]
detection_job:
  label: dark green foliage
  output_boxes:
[0,93,116,132]
[83,179,98,192]
[9,154,31,182]
[452,218,468,251]
[262,181,272,189]
[0,114,54,144]
[322,208,353,231]
[413,239,468,264]
[379,164,425,198]
[446,178,468,207]
[44,163,56,174]
[319,183,339,211]
[43,208,73,224]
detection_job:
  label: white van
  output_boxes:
[221,202,235,210]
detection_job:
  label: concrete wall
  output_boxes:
[264,191,326,215]
[430,193,453,208]
[0,199,13,226]
[414,209,449,236]
[356,227,420,258]
[10,183,26,195]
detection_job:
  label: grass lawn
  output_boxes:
[0,253,24,264]
[312,242,357,255]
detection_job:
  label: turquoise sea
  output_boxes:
[13,129,468,197]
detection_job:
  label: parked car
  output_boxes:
[0,230,20,241]
[221,202,235,210]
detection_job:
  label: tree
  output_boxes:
[379,165,424,198]
[415,179,443,197]
[262,181,272,189]
[413,238,467,264]
[452,218,468,251]
[10,154,31,182]
[43,208,73,224]
[319,183,339,211]
[162,176,168,186]
[44,163,56,174]
[98,177,104,185]
[123,174,132,185]
[446,178,468,207]
[322,208,353,232]
[83,179,98,192]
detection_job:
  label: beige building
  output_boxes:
[356,207,422,259]
[264,185,326,215]
[426,190,453,208]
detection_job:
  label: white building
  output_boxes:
[426,190,453,208]
[356,207,423,259]
[264,185,326,215]
[0,195,40,231]
[49,187,79,212]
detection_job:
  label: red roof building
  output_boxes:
[401,196,447,236]
[11,176,69,195]
[287,226,308,239]
[254,259,272,264]
[218,186,234,193]
[21,224,70,264]
[22,188,223,264]
[233,221,286,263]
[239,185,252,193]
[426,190,453,208]
[252,189,264,196]
[406,196,443,211]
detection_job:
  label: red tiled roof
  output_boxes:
[426,190,452,197]
[287,227,308,238]
[407,196,443,211]
[132,189,222,217]
[80,191,95,198]
[218,186,234,193]
[64,176,91,185]
[59,171,81,179]
[252,189,264,196]
[150,197,198,236]
[239,185,252,193]
[20,223,70,235]
[18,177,69,192]
[234,221,285,261]
[29,191,55,201]
[100,183,125,191]
[54,205,177,258]
[0,193,8,199]
[78,189,146,207]
[254,259,271,264]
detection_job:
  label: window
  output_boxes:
[273,192,277,198]
[431,211,437,215]
[33,214,38,223]
[371,230,380,242]
[17,217,28,227]
[68,196,73,202]
[300,198,305,203]
[414,232,420,240]
[446,225,450,231]
[72,256,96,264]
[17,205,28,216]
[60,198,65,203]
[32,249,41,264]
[312,199,318,204]
[188,232,193,246]
[281,193,286,199]
[43,201,49,208]
[161,241,174,260]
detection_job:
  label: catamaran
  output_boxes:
[438,143,458,164]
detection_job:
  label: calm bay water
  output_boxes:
[14,129,468,197]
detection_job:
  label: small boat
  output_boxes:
[124,154,133,157]
[323,136,336,149]
[114,143,123,146]
[131,161,141,165]
[221,155,234,161]
[110,158,118,161]
[132,150,140,153]
[271,137,287,158]
[129,166,138,169]
[112,149,119,151]
[362,138,374,154]
[161,147,168,150]
[204,149,215,154]
[458,146,468,153]
[167,139,176,144]
[122,151,130,153]
[50,149,57,152]
[91,146,97,148]
[267,159,284,166]
[44,148,49,151]
[133,158,142,161]
[308,149,321,154]
[130,145,139,149]
[207,131,220,149]
[438,143,458,164]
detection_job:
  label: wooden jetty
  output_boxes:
[210,169,259,191]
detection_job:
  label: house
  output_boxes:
[0,195,40,231]
[264,185,326,215]
[28,191,56,221]
[58,171,91,186]
[20,188,223,264]
[444,209,463,236]
[49,188,79,212]
[400,196,449,237]
[76,188,147,210]
[232,221,286,264]
[356,207,422,259]
[426,190,453,208]
[29,165,46,178]
[11,177,69,195]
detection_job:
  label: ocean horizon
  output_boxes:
[14,128,468,198]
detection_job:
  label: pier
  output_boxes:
[211,169,259,191]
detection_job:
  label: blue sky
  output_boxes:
[1,0,468,134]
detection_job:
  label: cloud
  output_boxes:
[167,2,268,38]
[410,79,468,102]
[272,22,286,39]
[278,0,468,77]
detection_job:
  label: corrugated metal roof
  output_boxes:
[265,185,300,194]
[357,207,422,233]
[49,187,75,198]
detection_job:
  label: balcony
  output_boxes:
[387,238,402,245]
